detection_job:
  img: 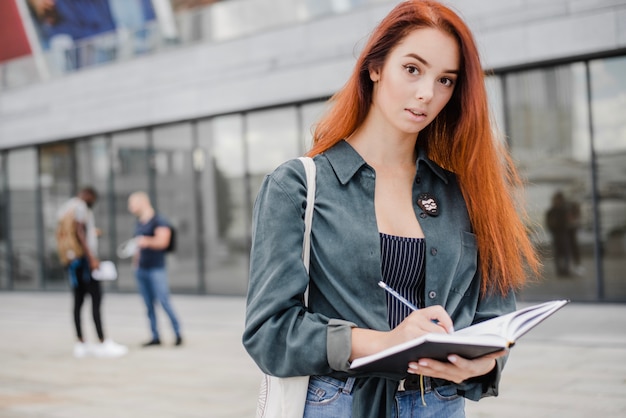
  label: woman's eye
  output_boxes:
[440,77,455,87]
[405,65,419,75]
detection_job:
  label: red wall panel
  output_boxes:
[0,0,32,62]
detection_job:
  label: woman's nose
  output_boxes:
[415,79,434,103]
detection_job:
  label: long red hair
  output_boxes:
[308,0,540,295]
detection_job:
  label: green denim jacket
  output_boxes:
[243,140,516,417]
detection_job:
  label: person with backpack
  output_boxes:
[57,186,128,358]
[127,191,182,347]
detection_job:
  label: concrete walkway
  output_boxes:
[0,292,625,418]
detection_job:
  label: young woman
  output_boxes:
[243,1,540,417]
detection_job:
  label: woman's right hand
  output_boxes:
[350,306,453,361]
[386,306,454,348]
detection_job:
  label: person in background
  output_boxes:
[127,191,182,347]
[57,186,128,358]
[242,1,540,417]
[546,191,572,277]
[546,191,585,277]
[566,199,584,276]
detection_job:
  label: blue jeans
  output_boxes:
[393,384,465,418]
[303,376,465,418]
[304,376,355,418]
[135,267,181,340]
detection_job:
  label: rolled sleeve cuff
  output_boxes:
[327,318,357,372]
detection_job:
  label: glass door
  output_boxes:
[590,56,626,302]
[197,115,249,295]
[76,136,115,285]
[111,130,150,291]
[7,148,40,290]
[151,123,198,292]
[505,64,596,301]
[0,153,8,289]
[39,142,76,288]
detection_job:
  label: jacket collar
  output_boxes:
[323,140,368,185]
[324,139,449,185]
[416,145,450,184]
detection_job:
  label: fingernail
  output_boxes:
[418,360,428,367]
[448,355,457,363]
[408,363,418,370]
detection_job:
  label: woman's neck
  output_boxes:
[347,125,417,170]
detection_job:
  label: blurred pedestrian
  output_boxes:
[127,191,182,347]
[546,192,585,277]
[546,191,572,277]
[57,186,128,358]
[567,199,584,275]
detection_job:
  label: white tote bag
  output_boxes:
[256,156,316,418]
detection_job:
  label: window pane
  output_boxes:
[506,64,595,301]
[7,148,40,289]
[111,130,149,291]
[40,142,74,288]
[485,75,506,137]
[590,56,626,301]
[152,123,198,292]
[76,136,114,279]
[0,153,7,288]
[198,115,249,295]
[300,100,329,152]
[246,107,300,205]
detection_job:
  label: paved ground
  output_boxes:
[0,291,625,418]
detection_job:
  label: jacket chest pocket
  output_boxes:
[449,230,478,296]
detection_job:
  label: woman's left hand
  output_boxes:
[407,349,507,383]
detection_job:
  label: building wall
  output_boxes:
[1,0,625,300]
[1,0,625,150]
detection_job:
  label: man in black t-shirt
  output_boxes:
[128,191,182,347]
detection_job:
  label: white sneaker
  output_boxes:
[93,339,128,358]
[73,342,90,358]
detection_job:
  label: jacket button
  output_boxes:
[428,291,437,299]
[419,213,427,219]
[415,176,421,184]
[430,247,438,256]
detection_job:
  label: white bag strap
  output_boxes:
[298,157,316,273]
[255,158,316,418]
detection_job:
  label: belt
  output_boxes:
[335,374,435,392]
[397,375,434,392]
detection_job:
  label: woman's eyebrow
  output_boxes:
[404,53,459,74]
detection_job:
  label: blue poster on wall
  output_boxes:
[26,0,157,70]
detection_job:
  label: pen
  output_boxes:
[378,281,418,311]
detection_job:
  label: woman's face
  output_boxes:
[369,27,460,139]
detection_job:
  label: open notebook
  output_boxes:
[350,299,569,373]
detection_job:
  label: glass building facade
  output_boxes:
[494,55,626,302]
[0,54,624,302]
[0,99,328,296]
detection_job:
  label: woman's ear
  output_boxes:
[369,66,380,83]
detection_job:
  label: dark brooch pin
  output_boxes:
[417,193,439,217]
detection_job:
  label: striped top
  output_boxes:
[380,233,426,329]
